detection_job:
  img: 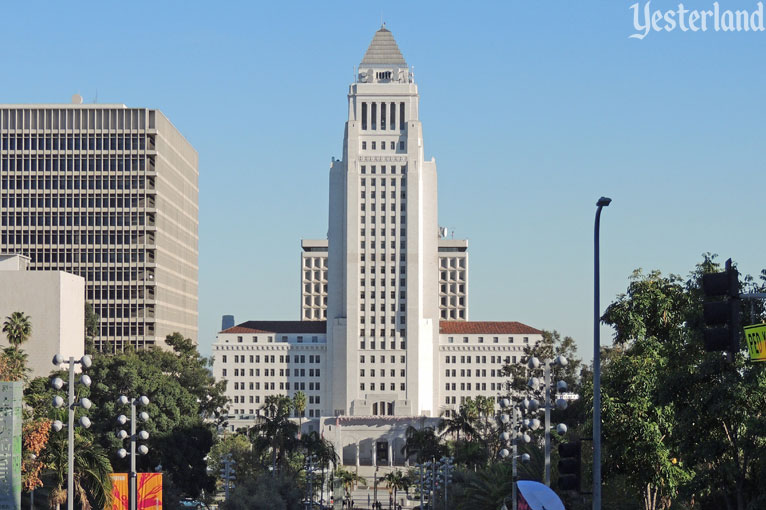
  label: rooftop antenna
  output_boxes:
[93,89,98,104]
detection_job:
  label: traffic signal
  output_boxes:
[557,442,581,492]
[702,258,741,354]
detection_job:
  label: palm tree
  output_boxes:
[459,462,515,509]
[1,312,31,381]
[383,470,410,507]
[44,429,112,510]
[250,395,298,473]
[3,311,32,347]
[293,390,307,435]
[439,405,476,442]
[474,395,495,441]
[402,425,444,464]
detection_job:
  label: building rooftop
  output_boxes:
[360,24,407,66]
[221,321,327,335]
[439,321,542,335]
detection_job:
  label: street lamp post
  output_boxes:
[593,196,611,510]
[525,356,570,486]
[116,395,150,510]
[51,354,93,510]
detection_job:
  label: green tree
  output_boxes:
[2,311,32,381]
[249,395,298,474]
[221,472,302,510]
[208,433,258,488]
[2,311,32,347]
[594,257,766,510]
[293,390,307,434]
[402,424,444,464]
[79,333,223,499]
[440,401,477,442]
[44,429,112,510]
[84,303,99,355]
[383,470,410,507]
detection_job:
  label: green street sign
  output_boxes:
[744,324,766,362]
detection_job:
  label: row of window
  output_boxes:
[360,190,406,200]
[230,381,320,391]
[228,408,322,418]
[1,156,151,172]
[360,203,406,213]
[445,368,504,378]
[0,176,152,191]
[359,291,406,301]
[304,283,329,294]
[360,228,406,237]
[2,195,152,209]
[360,382,406,391]
[359,368,405,378]
[360,241,407,250]
[1,212,151,227]
[0,108,154,131]
[445,355,519,364]
[360,102,405,131]
[230,367,321,377]
[360,355,407,364]
[303,270,327,281]
[360,140,405,151]
[1,135,154,152]
[360,278,407,287]
[360,165,405,175]
[223,354,322,364]
[444,382,488,392]
[439,270,465,282]
[358,340,407,350]
[360,177,406,187]
[303,256,327,269]
[360,302,406,312]
[446,336,530,345]
[360,314,405,324]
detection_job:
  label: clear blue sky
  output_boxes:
[2,1,764,361]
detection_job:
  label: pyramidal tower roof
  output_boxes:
[360,24,407,66]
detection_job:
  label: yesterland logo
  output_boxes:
[630,1,766,38]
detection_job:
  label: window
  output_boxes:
[372,141,376,150]
[362,141,367,150]
[237,336,243,343]
[399,141,405,150]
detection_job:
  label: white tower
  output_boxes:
[327,25,439,417]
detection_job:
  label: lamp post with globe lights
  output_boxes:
[50,354,93,510]
[115,395,150,510]
[524,355,571,487]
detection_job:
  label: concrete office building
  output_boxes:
[213,26,543,465]
[0,254,84,379]
[0,101,198,351]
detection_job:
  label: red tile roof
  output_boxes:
[439,321,542,335]
[219,326,274,334]
[220,321,327,335]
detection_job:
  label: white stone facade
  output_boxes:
[212,26,544,461]
[0,254,84,379]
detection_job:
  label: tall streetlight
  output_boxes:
[51,354,93,510]
[116,395,150,510]
[593,196,611,510]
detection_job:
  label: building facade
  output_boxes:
[213,26,543,464]
[0,103,198,350]
[301,238,468,322]
[0,254,84,379]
